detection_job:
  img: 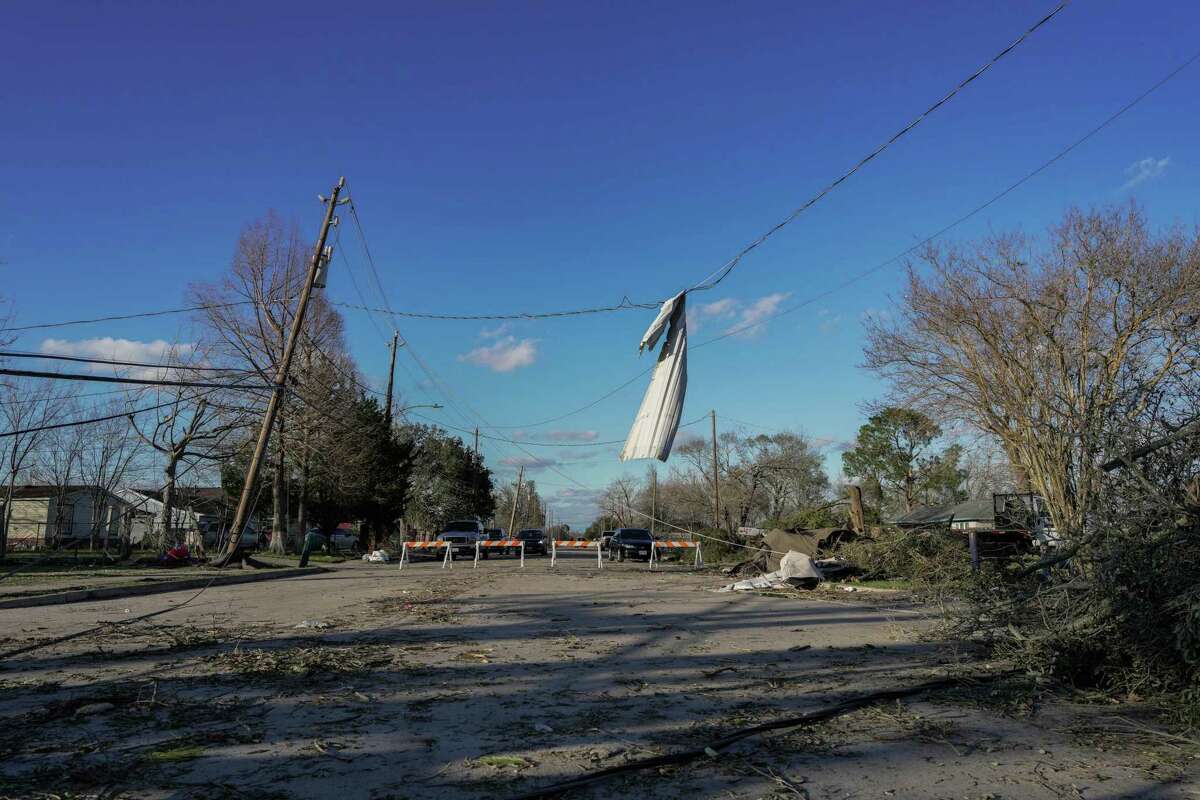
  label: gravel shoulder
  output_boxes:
[1,554,1193,799]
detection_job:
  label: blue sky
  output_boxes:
[4,1,1198,526]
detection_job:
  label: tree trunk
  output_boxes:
[161,455,179,550]
[296,445,309,553]
[270,448,286,554]
[0,477,15,561]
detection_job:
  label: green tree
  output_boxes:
[399,424,494,532]
[842,407,965,517]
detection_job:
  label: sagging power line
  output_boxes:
[0,367,273,391]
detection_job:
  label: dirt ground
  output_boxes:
[0,553,1195,799]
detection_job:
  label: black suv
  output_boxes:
[516,529,548,556]
[609,528,654,562]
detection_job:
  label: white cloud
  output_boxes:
[817,308,841,335]
[688,297,740,333]
[1122,156,1170,190]
[509,429,599,443]
[40,337,196,379]
[499,455,558,471]
[549,486,606,526]
[458,336,537,372]
[700,298,739,317]
[546,430,598,442]
[725,292,790,339]
[480,323,510,339]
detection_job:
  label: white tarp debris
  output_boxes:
[621,291,687,462]
[718,551,824,592]
[362,549,391,563]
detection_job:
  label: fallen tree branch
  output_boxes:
[505,671,1015,800]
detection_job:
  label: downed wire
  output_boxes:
[505,671,1013,800]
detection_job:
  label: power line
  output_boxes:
[0,367,272,391]
[689,0,1071,292]
[0,393,219,439]
[3,301,254,333]
[489,46,1200,431]
[0,350,256,375]
[330,296,660,322]
[691,45,1200,345]
[406,412,626,448]
[345,193,397,322]
[0,385,142,407]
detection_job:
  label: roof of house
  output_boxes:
[6,485,125,500]
[893,497,995,527]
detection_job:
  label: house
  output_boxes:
[112,488,201,544]
[1,486,136,549]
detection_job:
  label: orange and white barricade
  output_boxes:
[649,540,703,570]
[550,539,603,568]
[474,539,525,568]
[398,540,453,570]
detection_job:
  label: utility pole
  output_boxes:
[217,177,346,565]
[711,409,721,531]
[384,331,399,421]
[471,426,480,516]
[650,466,657,537]
[507,465,524,535]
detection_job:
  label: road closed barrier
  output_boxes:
[474,539,525,568]
[649,540,703,570]
[550,539,603,568]
[398,540,453,570]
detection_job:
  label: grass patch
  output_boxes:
[146,743,206,763]
[476,754,532,769]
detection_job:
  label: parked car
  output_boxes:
[329,526,361,553]
[516,528,548,556]
[436,519,483,558]
[609,528,654,562]
[600,530,615,552]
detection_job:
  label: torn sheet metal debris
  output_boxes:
[718,551,824,592]
[621,291,687,462]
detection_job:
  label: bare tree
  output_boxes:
[0,377,70,557]
[192,214,353,553]
[79,404,144,552]
[864,205,1200,535]
[32,406,87,548]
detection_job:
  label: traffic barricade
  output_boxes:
[474,539,525,568]
[398,540,453,570]
[550,539,603,568]
[649,540,703,570]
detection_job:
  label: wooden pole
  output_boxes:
[217,177,344,565]
[711,410,720,530]
[508,465,524,535]
[650,466,657,537]
[384,331,399,421]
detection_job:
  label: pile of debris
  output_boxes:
[720,527,856,592]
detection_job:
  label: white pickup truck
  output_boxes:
[435,519,483,558]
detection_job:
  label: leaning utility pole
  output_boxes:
[711,409,721,531]
[507,465,524,535]
[384,331,399,421]
[216,177,346,565]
